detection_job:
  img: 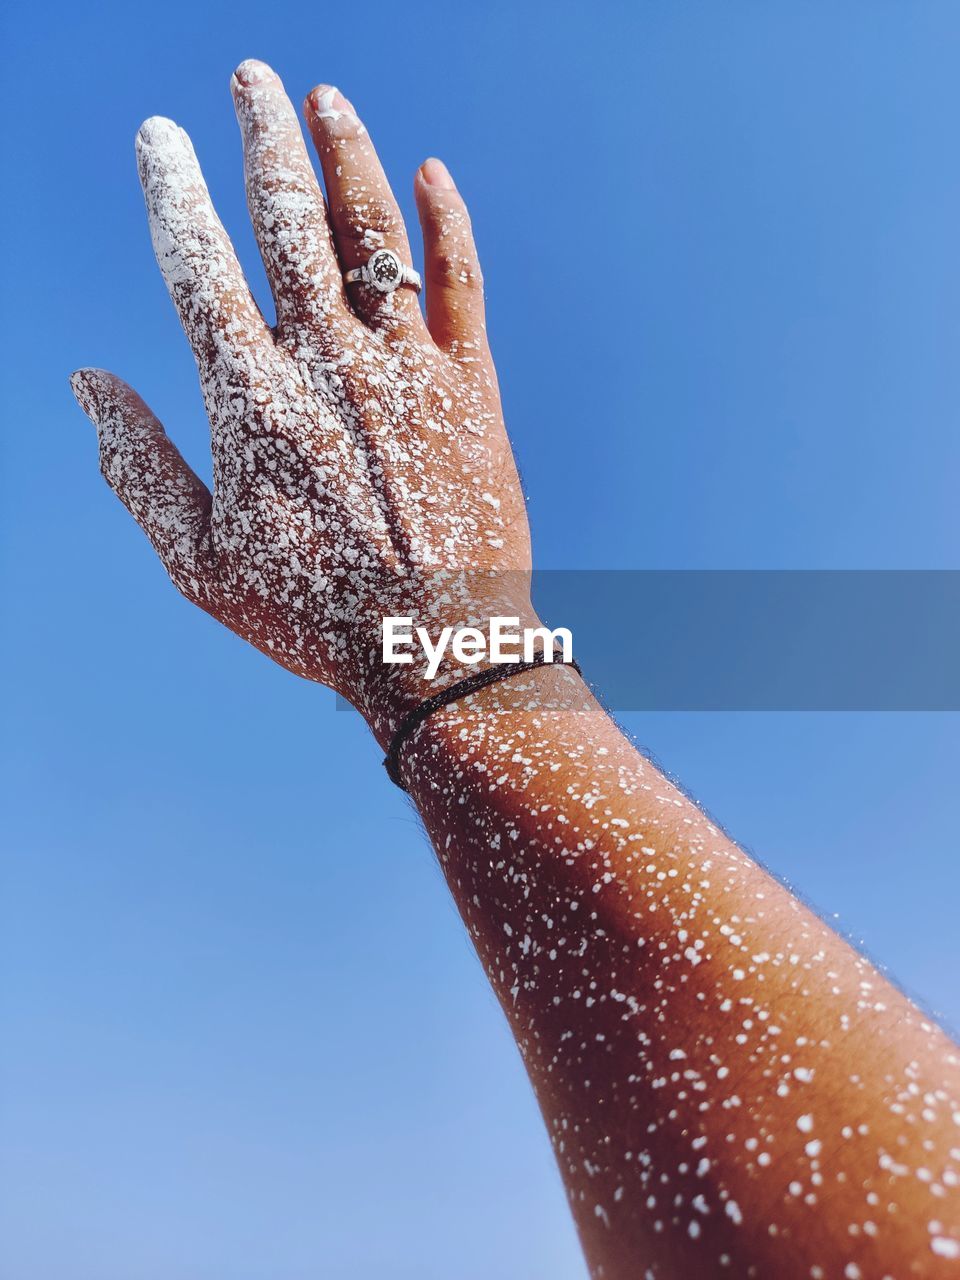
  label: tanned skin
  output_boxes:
[72,59,959,1279]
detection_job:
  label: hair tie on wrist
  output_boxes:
[384,653,582,791]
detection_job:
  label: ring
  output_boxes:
[344,248,422,295]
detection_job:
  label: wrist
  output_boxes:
[354,602,550,750]
[379,658,594,794]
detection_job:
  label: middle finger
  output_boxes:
[231,59,349,339]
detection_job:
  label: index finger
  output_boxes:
[136,117,271,374]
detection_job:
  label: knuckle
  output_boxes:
[249,172,312,227]
[431,250,483,293]
[332,194,403,244]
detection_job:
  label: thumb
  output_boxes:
[71,368,217,606]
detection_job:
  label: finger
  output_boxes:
[303,86,428,339]
[230,60,349,337]
[70,368,217,607]
[414,158,489,361]
[136,117,271,374]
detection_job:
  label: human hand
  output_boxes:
[71,60,531,741]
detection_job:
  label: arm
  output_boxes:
[72,59,959,1278]
[400,666,960,1276]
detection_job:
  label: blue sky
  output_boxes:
[2,3,959,1277]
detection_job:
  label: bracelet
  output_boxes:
[384,652,583,791]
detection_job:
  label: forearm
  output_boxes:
[402,665,960,1277]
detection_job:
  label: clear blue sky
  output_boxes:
[2,3,959,1277]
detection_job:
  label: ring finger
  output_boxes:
[304,85,428,340]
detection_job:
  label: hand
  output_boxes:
[71,60,531,740]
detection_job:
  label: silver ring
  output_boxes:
[344,248,422,295]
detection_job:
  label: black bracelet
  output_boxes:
[384,653,583,791]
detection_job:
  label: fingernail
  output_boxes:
[231,59,275,91]
[306,85,356,124]
[136,116,179,149]
[420,157,455,191]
